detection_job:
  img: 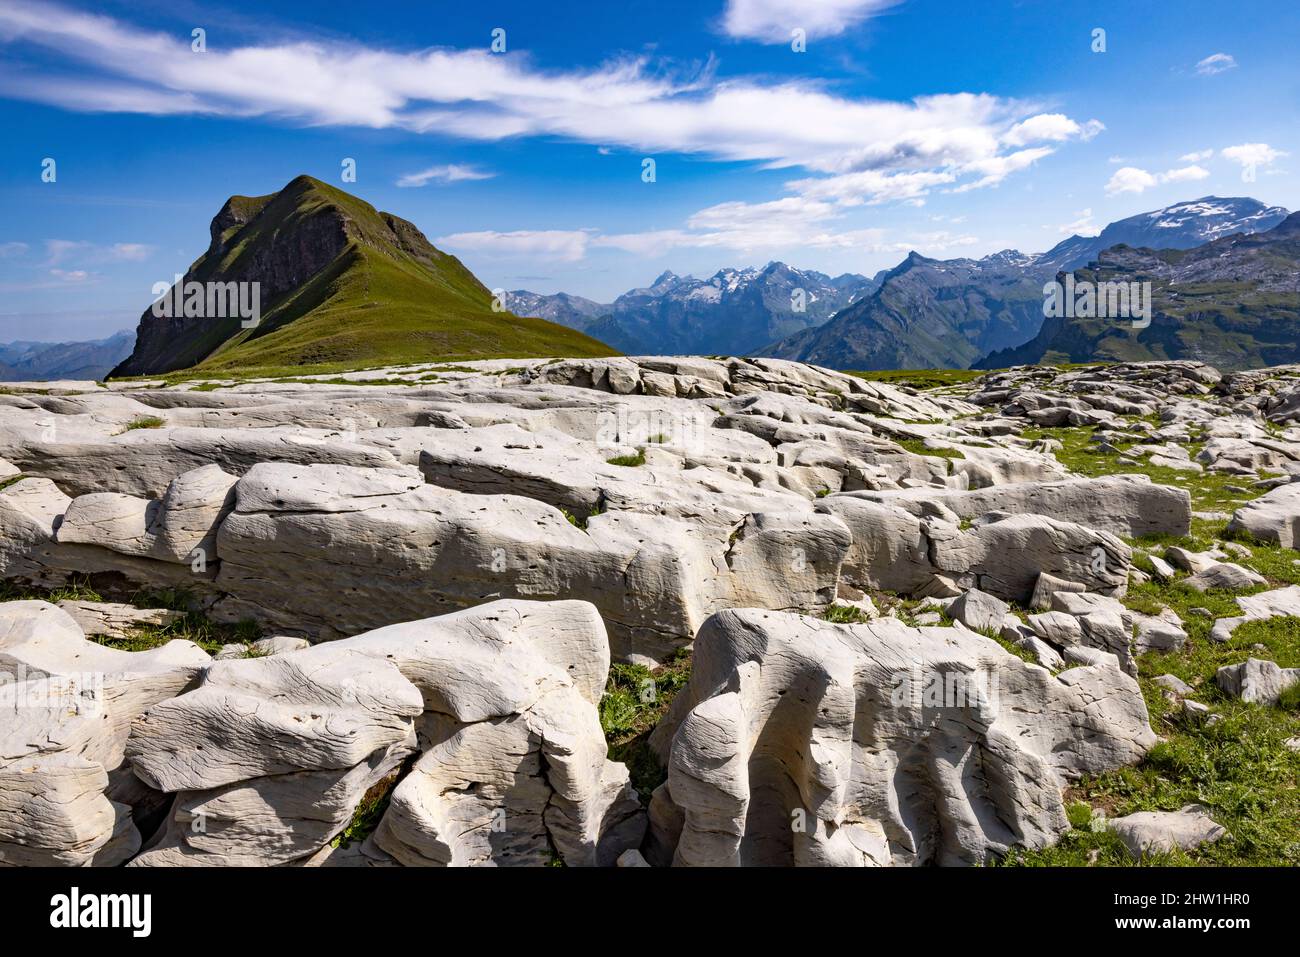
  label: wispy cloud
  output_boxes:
[396,164,495,188]
[1053,209,1101,237]
[1195,53,1237,76]
[44,239,153,265]
[719,0,899,43]
[1180,148,1215,162]
[435,230,594,263]
[0,242,28,259]
[0,2,1095,192]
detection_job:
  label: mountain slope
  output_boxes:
[111,175,616,378]
[0,330,134,381]
[978,211,1300,371]
[1035,196,1289,271]
[758,250,1051,370]
[758,196,1290,371]
[504,262,877,356]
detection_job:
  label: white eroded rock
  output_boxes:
[647,609,1154,866]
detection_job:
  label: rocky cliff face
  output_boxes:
[113,178,360,377]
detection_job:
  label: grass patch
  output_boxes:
[119,416,166,432]
[823,603,871,624]
[601,653,692,803]
[606,448,647,468]
[1004,609,1300,866]
[0,580,259,654]
[330,773,401,849]
[1020,423,1255,513]
[893,437,965,461]
[847,368,986,390]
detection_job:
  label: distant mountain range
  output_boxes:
[503,262,879,356]
[0,330,133,381]
[8,192,1293,380]
[505,196,1288,371]
[111,175,614,378]
[978,210,1300,371]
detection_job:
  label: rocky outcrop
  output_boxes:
[0,601,209,866]
[1107,805,1229,859]
[339,601,644,867]
[127,599,643,867]
[838,474,1191,539]
[1227,482,1300,547]
[647,609,1155,866]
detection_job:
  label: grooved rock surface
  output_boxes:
[122,599,643,867]
[647,608,1155,866]
[0,601,209,866]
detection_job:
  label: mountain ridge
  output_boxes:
[976,209,1300,372]
[111,175,617,378]
[503,260,878,356]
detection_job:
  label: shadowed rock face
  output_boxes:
[647,609,1156,867]
[113,177,355,377]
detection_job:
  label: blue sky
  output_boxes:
[1,0,1297,341]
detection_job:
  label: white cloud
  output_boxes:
[1180,149,1214,162]
[435,230,592,262]
[784,168,956,206]
[48,268,89,282]
[1162,164,1211,184]
[1105,167,1158,195]
[0,242,29,258]
[1002,113,1103,147]
[1105,163,1209,195]
[396,164,495,187]
[1195,53,1237,76]
[950,147,1055,192]
[108,242,152,261]
[1222,142,1287,170]
[0,2,1095,188]
[44,239,85,265]
[720,0,898,43]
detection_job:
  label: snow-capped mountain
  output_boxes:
[980,210,1300,372]
[508,196,1291,370]
[1035,197,1290,271]
[506,262,878,356]
[759,196,1291,371]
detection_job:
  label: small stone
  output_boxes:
[1108,804,1228,859]
[1154,674,1194,696]
[947,588,1009,633]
